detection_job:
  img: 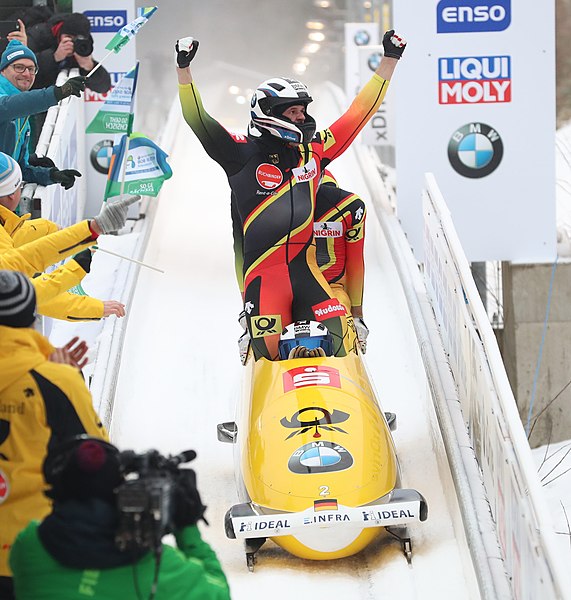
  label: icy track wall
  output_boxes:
[422,175,571,599]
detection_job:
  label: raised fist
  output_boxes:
[382,30,407,60]
[175,37,199,68]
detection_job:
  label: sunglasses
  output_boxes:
[10,63,38,75]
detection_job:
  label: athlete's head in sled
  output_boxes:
[278,320,334,360]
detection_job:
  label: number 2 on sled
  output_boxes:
[319,485,330,497]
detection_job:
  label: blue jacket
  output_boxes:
[0,74,58,185]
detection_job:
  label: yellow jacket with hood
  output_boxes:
[0,206,104,320]
[0,325,108,578]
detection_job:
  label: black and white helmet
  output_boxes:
[249,77,316,144]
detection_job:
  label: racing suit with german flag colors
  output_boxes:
[315,169,366,315]
[179,73,389,360]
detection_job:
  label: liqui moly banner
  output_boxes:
[394,0,555,262]
[73,0,136,218]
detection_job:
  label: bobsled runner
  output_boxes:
[218,321,428,570]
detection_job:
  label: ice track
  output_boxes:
[109,98,480,599]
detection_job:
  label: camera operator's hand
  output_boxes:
[54,34,75,61]
[173,469,207,528]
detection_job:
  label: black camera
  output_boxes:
[115,448,197,555]
[73,34,93,57]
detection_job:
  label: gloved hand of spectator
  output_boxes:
[54,75,87,101]
[175,37,199,68]
[172,468,207,529]
[50,168,82,190]
[92,195,140,234]
[72,248,93,273]
[382,30,407,60]
[354,317,369,354]
[29,154,56,169]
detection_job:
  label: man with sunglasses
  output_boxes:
[0,40,86,191]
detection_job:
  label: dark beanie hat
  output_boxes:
[44,436,122,503]
[0,40,38,72]
[59,13,91,37]
[0,270,36,328]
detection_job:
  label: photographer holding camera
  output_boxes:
[26,12,111,94]
[9,436,231,600]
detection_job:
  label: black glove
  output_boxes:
[175,37,199,68]
[172,469,207,529]
[72,248,93,273]
[50,168,82,190]
[54,76,87,101]
[382,30,407,60]
[29,154,56,169]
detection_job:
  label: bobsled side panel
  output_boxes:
[240,355,398,511]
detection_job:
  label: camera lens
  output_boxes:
[73,35,93,57]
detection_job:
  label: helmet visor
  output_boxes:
[278,335,333,360]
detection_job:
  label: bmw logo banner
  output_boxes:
[393,0,556,262]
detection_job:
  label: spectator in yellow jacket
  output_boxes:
[0,153,125,321]
[0,183,138,283]
[0,270,109,599]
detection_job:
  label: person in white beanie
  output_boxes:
[0,152,125,321]
[0,269,109,599]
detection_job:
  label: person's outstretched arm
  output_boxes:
[322,29,407,164]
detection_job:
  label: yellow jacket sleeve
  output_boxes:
[0,220,95,276]
[31,260,87,306]
[12,218,60,246]
[38,292,104,321]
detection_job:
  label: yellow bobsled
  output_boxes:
[219,337,428,570]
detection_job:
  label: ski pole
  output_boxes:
[92,246,164,273]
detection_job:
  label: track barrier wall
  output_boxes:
[423,174,570,600]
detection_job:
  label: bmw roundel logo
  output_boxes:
[367,51,382,71]
[447,122,503,179]
[89,139,114,175]
[288,441,353,474]
[354,30,370,46]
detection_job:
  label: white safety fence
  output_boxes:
[423,174,571,600]
[34,69,86,227]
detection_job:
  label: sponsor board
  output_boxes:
[437,0,511,33]
[439,55,511,104]
[231,499,421,538]
[84,10,127,32]
[283,365,341,392]
[314,222,343,238]
[256,163,283,190]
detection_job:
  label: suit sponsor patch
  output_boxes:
[251,314,282,338]
[314,222,343,238]
[312,299,347,320]
[256,163,283,189]
[292,158,317,183]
